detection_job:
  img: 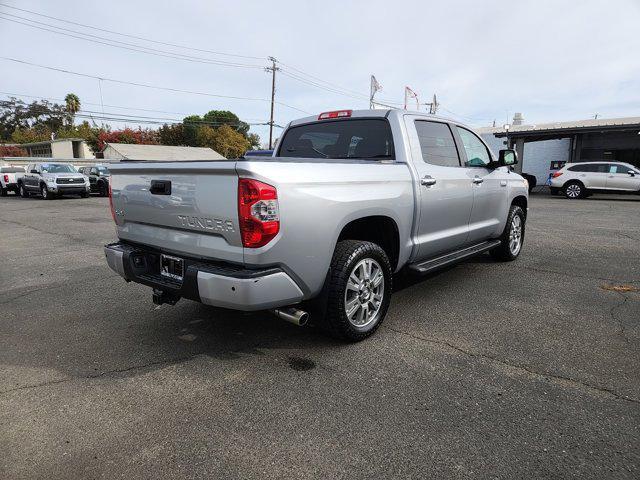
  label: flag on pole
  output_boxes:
[371,75,382,93]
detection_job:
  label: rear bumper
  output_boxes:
[104,242,304,311]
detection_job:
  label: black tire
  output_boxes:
[41,184,53,200]
[321,240,392,342]
[80,191,89,198]
[0,185,6,197]
[490,205,526,262]
[98,181,108,197]
[19,183,29,198]
[563,181,584,199]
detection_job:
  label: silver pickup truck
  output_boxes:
[104,109,528,341]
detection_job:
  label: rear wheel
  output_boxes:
[490,205,526,261]
[322,240,392,342]
[564,181,584,199]
[0,185,6,197]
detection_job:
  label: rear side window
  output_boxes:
[278,119,394,160]
[568,164,608,173]
[414,121,460,167]
[456,127,492,167]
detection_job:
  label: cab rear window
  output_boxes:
[278,119,394,160]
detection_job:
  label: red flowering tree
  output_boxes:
[0,145,27,157]
[97,127,159,151]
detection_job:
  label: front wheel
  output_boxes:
[490,205,526,261]
[19,184,29,198]
[322,240,392,342]
[80,191,89,198]
[41,184,53,200]
[98,182,108,197]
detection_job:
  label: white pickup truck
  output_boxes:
[0,166,25,196]
[104,109,528,341]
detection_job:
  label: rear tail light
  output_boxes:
[3,175,8,183]
[108,176,116,223]
[318,110,352,120]
[551,171,563,178]
[238,178,279,248]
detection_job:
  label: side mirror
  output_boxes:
[498,149,518,167]
[628,170,636,177]
[30,169,38,174]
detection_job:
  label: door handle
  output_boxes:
[421,176,437,186]
[472,177,484,184]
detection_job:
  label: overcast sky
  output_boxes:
[1,0,639,145]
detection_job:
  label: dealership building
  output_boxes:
[478,114,640,185]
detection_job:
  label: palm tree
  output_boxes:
[64,93,81,126]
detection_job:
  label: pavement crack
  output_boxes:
[519,265,640,285]
[607,292,632,344]
[0,274,115,305]
[0,217,96,247]
[384,326,640,405]
[0,355,196,396]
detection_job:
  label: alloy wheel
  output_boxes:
[344,258,385,328]
[509,215,522,255]
[566,184,581,198]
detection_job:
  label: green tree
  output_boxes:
[247,133,261,149]
[201,124,250,158]
[182,115,202,146]
[202,110,249,136]
[158,123,185,146]
[64,93,81,125]
[11,125,52,143]
[0,97,67,140]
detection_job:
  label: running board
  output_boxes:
[408,240,501,274]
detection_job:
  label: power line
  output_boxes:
[0,2,409,109]
[0,13,264,69]
[0,2,265,60]
[0,91,272,122]
[1,98,282,128]
[0,57,311,114]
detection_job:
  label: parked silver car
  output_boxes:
[104,109,529,341]
[550,161,640,198]
[18,162,90,199]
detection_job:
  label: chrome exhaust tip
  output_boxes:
[271,307,309,327]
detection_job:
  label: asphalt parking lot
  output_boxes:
[1,192,638,479]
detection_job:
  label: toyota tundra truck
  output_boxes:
[104,109,528,341]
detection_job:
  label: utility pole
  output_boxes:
[265,56,280,150]
[423,94,439,114]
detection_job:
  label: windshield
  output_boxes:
[40,164,76,174]
[96,166,110,174]
[278,119,394,160]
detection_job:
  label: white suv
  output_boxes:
[549,162,640,199]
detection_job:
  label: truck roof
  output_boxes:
[288,109,466,128]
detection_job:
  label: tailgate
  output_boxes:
[109,161,243,263]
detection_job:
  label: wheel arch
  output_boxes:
[511,195,528,218]
[337,215,400,271]
[563,178,585,190]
